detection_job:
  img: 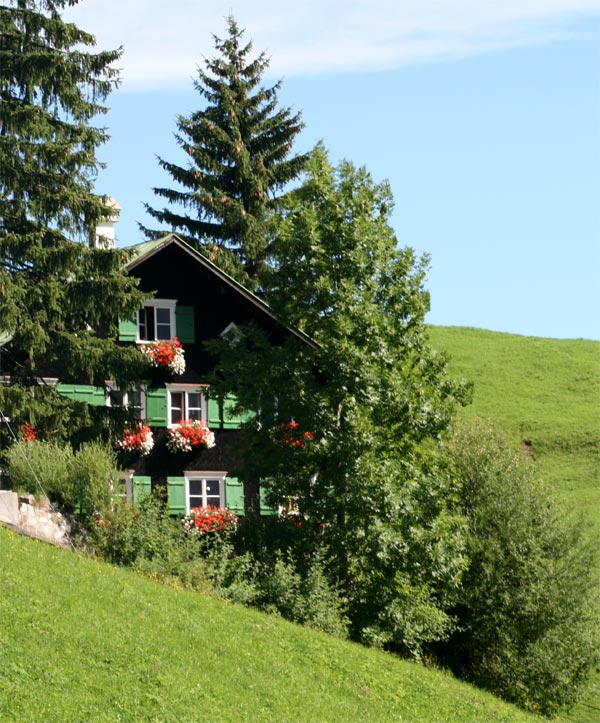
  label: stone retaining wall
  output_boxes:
[0,490,72,548]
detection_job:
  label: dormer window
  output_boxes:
[137,300,177,342]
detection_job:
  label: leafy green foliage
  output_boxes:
[3,439,119,514]
[208,144,470,655]
[0,0,147,439]
[441,420,600,716]
[141,15,308,288]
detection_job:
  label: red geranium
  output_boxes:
[20,422,37,442]
[183,506,238,535]
[273,420,314,448]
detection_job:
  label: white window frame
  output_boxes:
[105,382,147,420]
[185,471,227,512]
[220,321,241,344]
[136,299,177,343]
[166,384,208,427]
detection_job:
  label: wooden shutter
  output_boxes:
[225,477,245,515]
[167,476,186,516]
[207,397,222,429]
[222,394,254,429]
[259,485,277,516]
[175,305,195,343]
[118,315,138,342]
[56,384,105,405]
[146,388,168,427]
[132,476,152,504]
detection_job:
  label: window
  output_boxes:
[220,321,241,344]
[186,473,226,511]
[137,299,177,342]
[167,385,207,426]
[106,384,146,419]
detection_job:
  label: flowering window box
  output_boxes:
[116,424,154,456]
[182,506,238,535]
[166,419,216,453]
[140,337,185,375]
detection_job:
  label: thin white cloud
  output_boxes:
[64,0,600,89]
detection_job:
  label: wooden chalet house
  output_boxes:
[57,233,316,517]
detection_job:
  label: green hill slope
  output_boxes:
[0,527,542,723]
[428,326,600,723]
[428,326,600,527]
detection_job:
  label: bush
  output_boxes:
[3,440,74,508]
[2,439,120,516]
[442,420,600,716]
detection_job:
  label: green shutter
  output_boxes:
[118,315,137,342]
[175,305,195,343]
[259,485,277,516]
[167,476,186,516]
[222,394,254,429]
[225,477,245,515]
[132,476,152,504]
[146,388,168,427]
[57,384,105,406]
[207,397,222,429]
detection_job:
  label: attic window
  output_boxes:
[137,299,177,342]
[220,322,241,344]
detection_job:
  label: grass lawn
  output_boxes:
[0,526,544,723]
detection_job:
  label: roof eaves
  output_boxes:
[123,234,319,350]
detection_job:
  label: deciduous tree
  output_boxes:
[208,144,470,654]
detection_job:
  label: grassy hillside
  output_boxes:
[0,526,543,723]
[428,326,600,527]
[428,326,600,723]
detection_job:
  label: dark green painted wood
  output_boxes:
[259,485,277,516]
[222,394,254,429]
[56,384,105,405]
[175,305,194,343]
[207,397,221,428]
[167,476,186,516]
[132,476,152,504]
[118,315,137,342]
[225,477,245,515]
[146,388,168,427]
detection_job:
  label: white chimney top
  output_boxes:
[93,197,121,249]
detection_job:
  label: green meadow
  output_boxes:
[0,526,543,723]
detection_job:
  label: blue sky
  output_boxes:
[66,1,600,340]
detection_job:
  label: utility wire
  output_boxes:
[0,411,76,551]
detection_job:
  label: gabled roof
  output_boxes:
[124,234,318,350]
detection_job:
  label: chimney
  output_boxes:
[93,197,121,249]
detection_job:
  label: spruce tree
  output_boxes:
[0,0,146,442]
[141,16,308,289]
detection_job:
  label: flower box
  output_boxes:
[140,337,185,375]
[116,424,154,456]
[166,419,215,453]
[182,506,238,535]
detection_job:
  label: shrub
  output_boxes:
[69,441,119,516]
[2,439,120,516]
[3,440,74,509]
[442,420,600,716]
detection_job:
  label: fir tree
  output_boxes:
[0,0,146,442]
[141,16,308,289]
